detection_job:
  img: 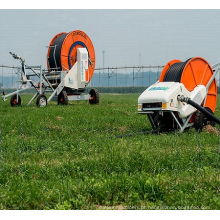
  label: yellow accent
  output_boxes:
[138,104,142,110]
[162,103,167,109]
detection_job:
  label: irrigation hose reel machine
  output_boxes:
[138,57,220,132]
[2,30,99,107]
[45,30,99,106]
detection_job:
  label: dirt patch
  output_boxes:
[204,125,219,136]
[56,116,64,121]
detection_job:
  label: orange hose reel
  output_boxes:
[47,30,95,83]
[159,57,217,113]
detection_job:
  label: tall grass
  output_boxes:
[0,93,219,209]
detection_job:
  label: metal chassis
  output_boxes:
[139,110,194,132]
[1,65,45,105]
[1,64,91,106]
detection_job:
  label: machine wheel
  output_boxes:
[10,94,21,107]
[58,90,68,105]
[89,88,99,104]
[36,94,47,107]
[194,107,215,132]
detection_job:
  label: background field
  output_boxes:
[0,93,219,210]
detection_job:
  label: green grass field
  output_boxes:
[0,93,219,210]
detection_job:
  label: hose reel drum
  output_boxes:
[47,30,96,82]
[159,57,217,113]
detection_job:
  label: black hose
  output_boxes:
[178,95,220,125]
[115,128,175,138]
[48,33,68,70]
[163,58,191,82]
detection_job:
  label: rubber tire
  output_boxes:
[10,94,21,107]
[58,90,68,105]
[89,88,99,104]
[194,107,215,132]
[36,94,47,107]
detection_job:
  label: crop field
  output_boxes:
[0,93,219,210]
